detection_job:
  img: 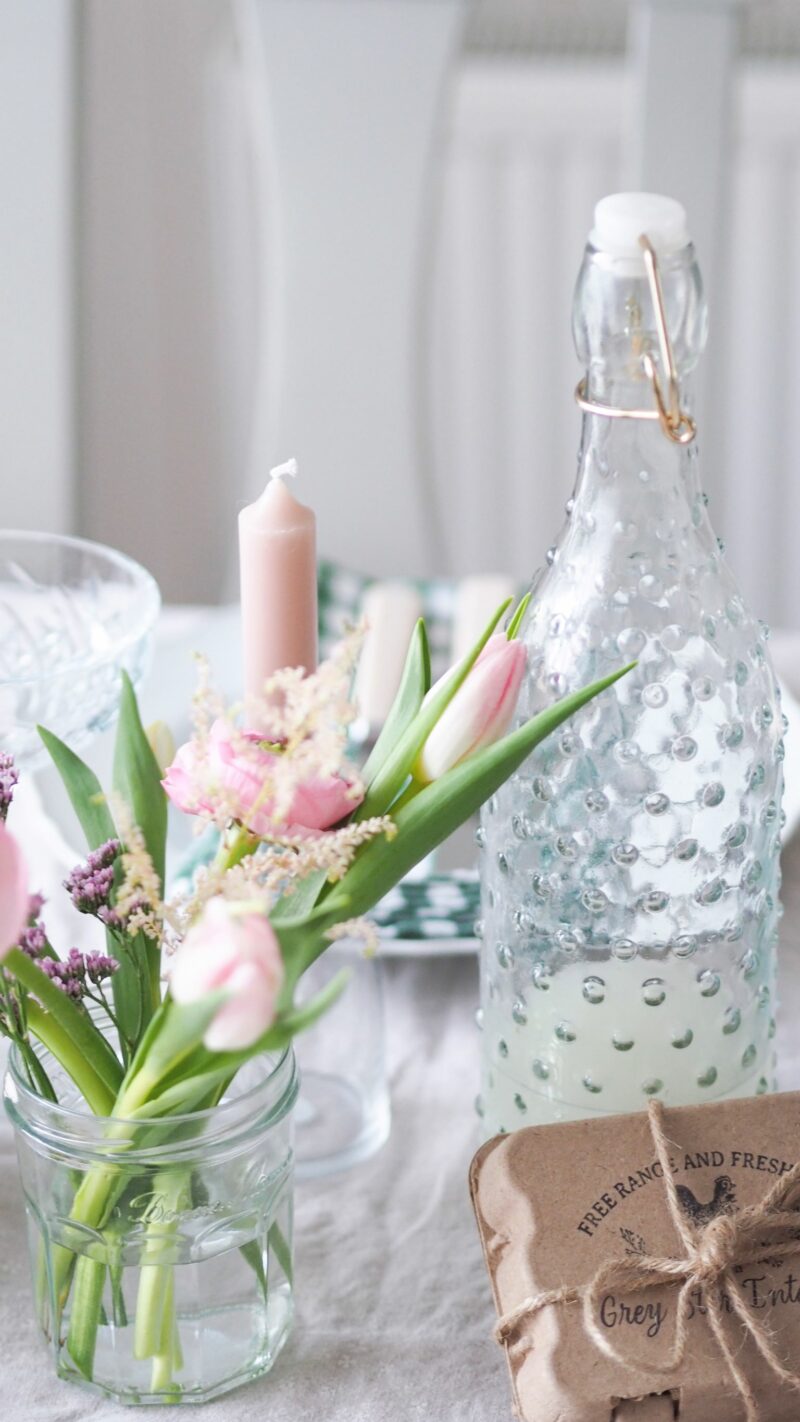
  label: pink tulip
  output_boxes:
[162,718,361,837]
[414,634,527,785]
[0,822,29,958]
[161,739,201,815]
[169,898,284,1052]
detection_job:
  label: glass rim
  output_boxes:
[585,236,697,271]
[0,528,161,687]
[4,1041,297,1161]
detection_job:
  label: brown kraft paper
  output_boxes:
[470,1091,800,1421]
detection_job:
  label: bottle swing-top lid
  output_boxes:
[577,192,697,445]
[590,192,690,261]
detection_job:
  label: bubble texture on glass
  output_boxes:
[478,400,783,1135]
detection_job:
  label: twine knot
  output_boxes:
[692,1212,739,1284]
[493,1099,800,1422]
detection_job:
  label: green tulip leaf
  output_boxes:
[277,967,351,1036]
[112,671,169,1028]
[37,727,117,850]
[144,967,353,1097]
[270,868,329,924]
[113,671,167,893]
[361,618,431,787]
[506,592,531,641]
[356,597,512,821]
[39,687,166,1056]
[328,664,634,920]
[116,995,228,1115]
[5,949,123,1107]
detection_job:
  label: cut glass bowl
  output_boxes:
[0,531,160,770]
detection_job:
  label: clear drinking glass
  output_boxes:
[478,200,784,1135]
[294,939,390,1178]
[4,1043,297,1404]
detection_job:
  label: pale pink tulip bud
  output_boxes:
[0,822,30,957]
[414,635,527,785]
[169,898,284,1052]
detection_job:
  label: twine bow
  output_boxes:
[494,1099,800,1421]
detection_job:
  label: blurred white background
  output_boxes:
[3,0,800,623]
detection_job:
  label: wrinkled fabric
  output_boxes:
[3,833,800,1420]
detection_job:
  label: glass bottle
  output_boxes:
[478,193,784,1136]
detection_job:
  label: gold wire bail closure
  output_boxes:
[575,231,697,446]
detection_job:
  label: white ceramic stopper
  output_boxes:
[590,192,690,259]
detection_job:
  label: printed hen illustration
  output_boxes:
[676,1175,737,1227]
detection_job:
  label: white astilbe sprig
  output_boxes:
[326,916,380,958]
[166,815,395,938]
[189,652,227,758]
[240,623,365,822]
[221,816,395,904]
[164,864,223,946]
[108,794,164,943]
[181,624,366,834]
[165,823,394,952]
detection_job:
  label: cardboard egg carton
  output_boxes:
[470,1091,800,1421]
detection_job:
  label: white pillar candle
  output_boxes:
[451,575,517,666]
[355,581,423,732]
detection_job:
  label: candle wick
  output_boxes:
[270,457,299,481]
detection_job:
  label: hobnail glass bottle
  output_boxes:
[478,193,784,1136]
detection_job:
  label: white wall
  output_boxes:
[78,0,257,603]
[431,60,800,632]
[0,0,75,533]
[6,4,800,630]
[373,56,800,629]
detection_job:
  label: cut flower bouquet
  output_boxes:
[0,598,630,1403]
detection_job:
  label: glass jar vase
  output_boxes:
[4,1042,297,1405]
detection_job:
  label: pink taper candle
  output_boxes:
[238,458,318,700]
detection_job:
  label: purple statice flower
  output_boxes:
[97,904,123,931]
[64,839,121,919]
[85,951,119,985]
[19,895,48,959]
[41,954,84,999]
[65,947,87,978]
[19,922,47,958]
[0,753,18,821]
[41,948,118,1000]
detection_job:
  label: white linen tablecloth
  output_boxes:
[4,610,800,1418]
[4,830,800,1421]
[0,951,508,1421]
